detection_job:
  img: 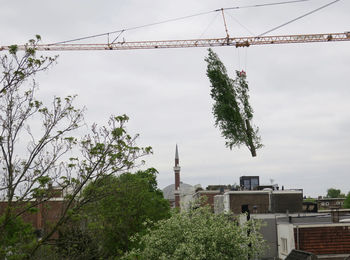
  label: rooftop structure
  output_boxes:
[277,211,350,259]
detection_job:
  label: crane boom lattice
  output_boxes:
[1,32,349,51]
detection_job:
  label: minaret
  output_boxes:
[174,144,181,208]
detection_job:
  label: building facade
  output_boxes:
[277,212,350,259]
[217,189,303,214]
[317,197,345,210]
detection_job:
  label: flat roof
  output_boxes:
[225,190,270,195]
[273,190,303,194]
[196,190,221,194]
[294,223,350,228]
[224,190,302,195]
[317,198,346,201]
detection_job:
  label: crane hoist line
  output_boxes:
[1,32,349,51]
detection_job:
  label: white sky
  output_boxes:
[1,0,349,197]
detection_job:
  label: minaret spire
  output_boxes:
[175,144,179,166]
[174,144,181,208]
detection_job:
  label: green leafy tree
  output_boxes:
[326,188,345,198]
[0,35,57,96]
[344,192,350,209]
[303,196,316,203]
[205,49,262,157]
[0,215,37,259]
[124,205,265,260]
[56,168,170,259]
[0,37,153,258]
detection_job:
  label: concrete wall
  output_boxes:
[255,216,279,259]
[214,195,224,214]
[223,194,230,213]
[277,223,295,259]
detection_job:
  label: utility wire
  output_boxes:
[258,0,341,36]
[50,0,315,45]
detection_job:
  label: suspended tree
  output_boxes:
[205,48,262,157]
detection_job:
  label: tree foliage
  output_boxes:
[326,188,344,198]
[56,169,170,259]
[0,35,57,96]
[124,206,265,260]
[344,192,350,209]
[0,214,37,259]
[205,48,262,157]
[0,37,153,258]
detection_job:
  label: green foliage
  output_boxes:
[9,45,18,55]
[326,188,345,198]
[1,36,58,95]
[56,169,170,259]
[343,192,350,209]
[56,225,99,260]
[1,36,155,258]
[205,49,262,157]
[0,214,37,259]
[303,197,316,203]
[124,206,265,260]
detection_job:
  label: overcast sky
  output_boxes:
[1,0,349,197]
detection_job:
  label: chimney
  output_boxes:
[174,145,181,208]
[330,207,340,223]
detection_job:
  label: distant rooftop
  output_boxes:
[162,182,194,201]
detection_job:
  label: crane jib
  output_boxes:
[0,32,349,52]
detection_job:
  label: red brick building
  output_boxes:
[295,224,350,255]
[277,214,350,259]
[193,190,221,211]
[0,188,66,239]
[317,197,345,210]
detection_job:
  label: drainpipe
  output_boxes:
[274,215,279,257]
[296,225,299,250]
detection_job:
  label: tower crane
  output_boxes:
[0,32,349,52]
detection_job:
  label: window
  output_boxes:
[244,179,251,190]
[251,178,259,189]
[281,238,288,254]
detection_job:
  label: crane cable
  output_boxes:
[258,0,341,36]
[217,0,310,11]
[50,0,314,45]
[50,10,215,45]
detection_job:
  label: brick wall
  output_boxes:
[0,200,65,238]
[294,225,350,255]
[229,193,270,214]
[317,198,345,210]
[272,193,303,213]
[194,191,221,211]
